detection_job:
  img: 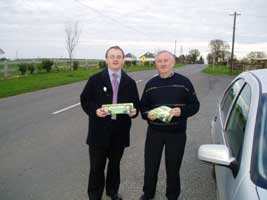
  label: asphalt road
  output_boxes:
[0,64,233,200]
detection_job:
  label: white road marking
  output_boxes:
[52,103,81,115]
[53,79,144,115]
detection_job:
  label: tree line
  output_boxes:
[207,39,267,65]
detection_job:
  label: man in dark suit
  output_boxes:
[80,46,139,200]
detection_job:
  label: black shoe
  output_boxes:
[108,193,123,200]
[139,194,153,200]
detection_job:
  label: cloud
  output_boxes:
[0,0,267,59]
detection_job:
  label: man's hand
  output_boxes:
[169,107,181,117]
[96,108,109,118]
[148,113,157,121]
[129,108,137,118]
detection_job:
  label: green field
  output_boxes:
[0,60,98,69]
[202,64,242,75]
[0,64,184,98]
[0,63,18,69]
[0,68,101,98]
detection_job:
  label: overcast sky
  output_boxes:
[1,0,267,59]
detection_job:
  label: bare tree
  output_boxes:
[65,22,81,69]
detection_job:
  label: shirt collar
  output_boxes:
[159,71,174,79]
[108,67,121,81]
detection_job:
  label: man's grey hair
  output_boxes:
[155,50,175,60]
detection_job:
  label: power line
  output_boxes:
[245,14,267,19]
[74,0,151,39]
[230,11,241,73]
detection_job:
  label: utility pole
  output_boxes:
[180,45,183,56]
[230,11,241,73]
[174,40,177,56]
[4,60,8,79]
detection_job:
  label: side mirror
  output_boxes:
[198,144,235,166]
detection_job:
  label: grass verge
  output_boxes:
[202,65,242,75]
[0,64,184,99]
[0,68,100,98]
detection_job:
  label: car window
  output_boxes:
[251,94,267,189]
[221,79,245,122]
[225,84,251,161]
[258,95,267,186]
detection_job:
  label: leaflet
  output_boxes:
[102,103,136,115]
[148,106,173,123]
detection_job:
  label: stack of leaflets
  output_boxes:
[102,103,136,115]
[148,105,173,123]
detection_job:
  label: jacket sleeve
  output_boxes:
[180,79,200,118]
[130,80,140,118]
[80,76,98,118]
[140,83,151,120]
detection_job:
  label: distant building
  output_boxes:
[124,53,137,61]
[139,52,155,62]
[0,48,5,55]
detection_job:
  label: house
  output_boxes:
[0,48,5,55]
[139,52,155,62]
[124,53,137,61]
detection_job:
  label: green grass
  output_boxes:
[0,64,185,98]
[203,64,242,75]
[0,67,101,98]
[0,61,98,69]
[0,63,19,69]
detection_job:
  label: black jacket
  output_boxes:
[80,68,139,147]
[140,72,199,133]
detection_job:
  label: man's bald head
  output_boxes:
[155,50,175,63]
[155,50,176,78]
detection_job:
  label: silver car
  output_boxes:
[198,69,267,200]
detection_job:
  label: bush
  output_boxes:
[73,61,79,71]
[124,61,132,67]
[28,63,35,74]
[98,61,107,68]
[144,61,150,66]
[36,63,43,73]
[198,56,204,64]
[132,60,137,65]
[41,59,54,72]
[18,63,27,75]
[0,57,8,61]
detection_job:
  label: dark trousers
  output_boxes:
[143,127,186,200]
[87,122,125,200]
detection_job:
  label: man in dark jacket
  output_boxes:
[80,46,139,200]
[139,50,200,200]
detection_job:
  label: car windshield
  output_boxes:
[252,94,267,189]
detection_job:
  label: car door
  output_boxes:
[211,79,245,145]
[211,78,245,198]
[216,83,252,200]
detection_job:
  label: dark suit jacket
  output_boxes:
[80,68,140,148]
